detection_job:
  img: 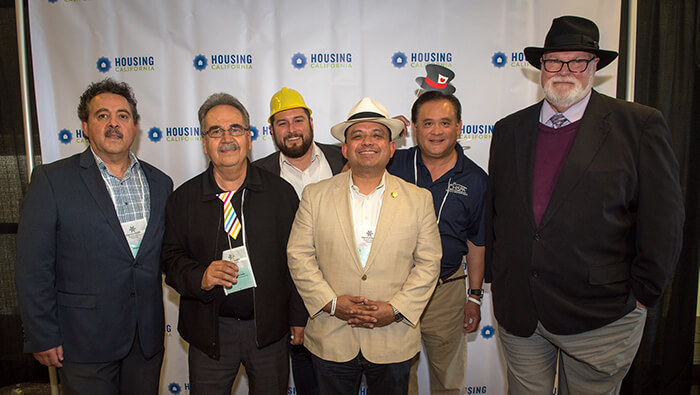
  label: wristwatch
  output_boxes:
[391,305,404,322]
[468,288,485,297]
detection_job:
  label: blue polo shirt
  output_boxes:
[388,145,487,278]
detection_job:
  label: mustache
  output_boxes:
[548,76,576,83]
[284,133,304,141]
[218,142,240,152]
[104,127,123,138]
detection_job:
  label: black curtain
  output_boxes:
[621,0,700,394]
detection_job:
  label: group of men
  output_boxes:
[15,16,683,395]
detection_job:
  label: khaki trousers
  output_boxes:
[408,277,467,395]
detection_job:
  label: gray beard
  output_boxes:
[542,76,593,111]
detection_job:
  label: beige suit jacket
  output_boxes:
[287,171,441,364]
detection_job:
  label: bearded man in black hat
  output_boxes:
[485,15,684,394]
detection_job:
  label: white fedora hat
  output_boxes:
[330,97,405,143]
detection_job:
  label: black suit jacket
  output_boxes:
[485,90,684,336]
[252,142,346,175]
[15,148,173,362]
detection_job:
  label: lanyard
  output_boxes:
[413,150,450,225]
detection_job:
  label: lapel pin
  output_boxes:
[391,192,398,199]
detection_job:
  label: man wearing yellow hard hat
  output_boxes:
[253,88,345,395]
[254,87,346,199]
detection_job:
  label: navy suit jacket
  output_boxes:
[485,90,684,336]
[15,148,173,363]
[252,142,346,175]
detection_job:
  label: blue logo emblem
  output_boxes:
[491,52,507,68]
[148,127,163,142]
[58,129,72,144]
[480,325,495,339]
[391,52,407,68]
[48,0,58,3]
[193,54,207,71]
[97,57,111,73]
[167,382,181,394]
[291,53,307,69]
[250,126,259,141]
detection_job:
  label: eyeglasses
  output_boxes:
[541,57,597,73]
[203,125,249,138]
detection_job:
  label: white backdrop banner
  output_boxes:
[28,1,621,394]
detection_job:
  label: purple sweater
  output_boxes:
[532,120,581,227]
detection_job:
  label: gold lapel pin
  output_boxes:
[391,192,398,199]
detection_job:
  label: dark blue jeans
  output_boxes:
[311,351,410,395]
[291,344,319,395]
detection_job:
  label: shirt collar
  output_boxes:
[91,148,139,177]
[202,159,267,200]
[280,142,322,170]
[415,144,465,179]
[349,170,387,197]
[540,90,592,125]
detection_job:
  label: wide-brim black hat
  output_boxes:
[524,16,618,70]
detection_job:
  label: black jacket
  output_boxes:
[162,161,306,359]
[252,142,346,175]
[485,91,684,336]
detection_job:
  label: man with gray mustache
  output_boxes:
[486,16,684,394]
[161,93,306,393]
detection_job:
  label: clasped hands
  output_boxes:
[326,295,395,328]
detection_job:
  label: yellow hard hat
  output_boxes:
[268,87,312,124]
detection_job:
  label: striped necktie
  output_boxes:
[217,191,241,240]
[549,113,569,129]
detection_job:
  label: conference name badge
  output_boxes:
[222,246,257,295]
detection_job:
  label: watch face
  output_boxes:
[469,289,484,296]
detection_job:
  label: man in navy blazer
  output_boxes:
[486,16,684,394]
[15,79,172,394]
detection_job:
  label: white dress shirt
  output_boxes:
[349,171,386,267]
[279,142,334,198]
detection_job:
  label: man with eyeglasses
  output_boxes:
[486,16,683,394]
[162,93,307,393]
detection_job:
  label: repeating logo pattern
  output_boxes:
[491,52,507,68]
[392,52,407,68]
[58,129,72,144]
[148,127,163,142]
[291,53,307,69]
[96,57,111,73]
[193,54,207,71]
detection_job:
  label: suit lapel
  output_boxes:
[363,173,397,272]
[79,149,132,256]
[333,173,364,271]
[539,91,611,228]
[514,103,542,229]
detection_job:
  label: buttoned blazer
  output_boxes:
[253,142,346,175]
[485,90,684,336]
[287,171,441,364]
[15,148,173,362]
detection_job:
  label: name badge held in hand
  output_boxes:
[222,245,256,295]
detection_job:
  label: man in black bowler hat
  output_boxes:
[486,16,684,394]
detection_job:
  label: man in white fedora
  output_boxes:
[287,97,442,395]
